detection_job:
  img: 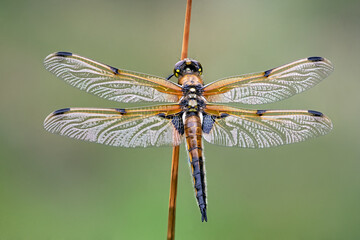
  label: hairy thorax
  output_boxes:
[178,74,206,113]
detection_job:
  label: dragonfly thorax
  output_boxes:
[180,88,206,112]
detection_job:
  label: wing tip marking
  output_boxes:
[264,68,273,77]
[308,110,324,117]
[53,108,71,115]
[307,56,324,62]
[55,51,73,57]
[107,65,119,75]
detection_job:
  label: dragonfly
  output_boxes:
[43,52,333,222]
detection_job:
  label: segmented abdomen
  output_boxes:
[185,113,207,222]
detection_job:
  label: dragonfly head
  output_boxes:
[173,58,203,78]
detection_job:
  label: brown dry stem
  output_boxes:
[167,1,192,239]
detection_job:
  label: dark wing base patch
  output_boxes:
[172,113,185,135]
[202,113,216,134]
[158,112,185,135]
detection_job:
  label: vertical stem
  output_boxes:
[167,1,192,239]
[167,145,180,240]
[181,0,192,60]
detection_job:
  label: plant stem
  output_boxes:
[167,1,192,239]
[181,0,192,60]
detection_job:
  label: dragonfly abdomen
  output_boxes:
[185,112,207,222]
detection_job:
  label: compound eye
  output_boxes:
[174,68,180,78]
[196,62,203,75]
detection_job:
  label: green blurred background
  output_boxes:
[1,0,359,239]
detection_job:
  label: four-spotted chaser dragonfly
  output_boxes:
[43,52,333,222]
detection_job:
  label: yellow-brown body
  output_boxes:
[178,71,208,222]
[184,113,207,222]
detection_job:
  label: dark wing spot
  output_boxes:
[202,114,216,134]
[172,113,184,135]
[264,68,273,77]
[307,57,324,62]
[157,113,166,118]
[220,113,229,118]
[55,52,72,57]
[308,110,323,117]
[107,65,119,75]
[53,108,70,115]
[115,108,127,115]
[256,110,267,116]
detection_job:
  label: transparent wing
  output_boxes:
[44,52,182,103]
[203,57,333,104]
[202,104,332,148]
[44,105,184,147]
